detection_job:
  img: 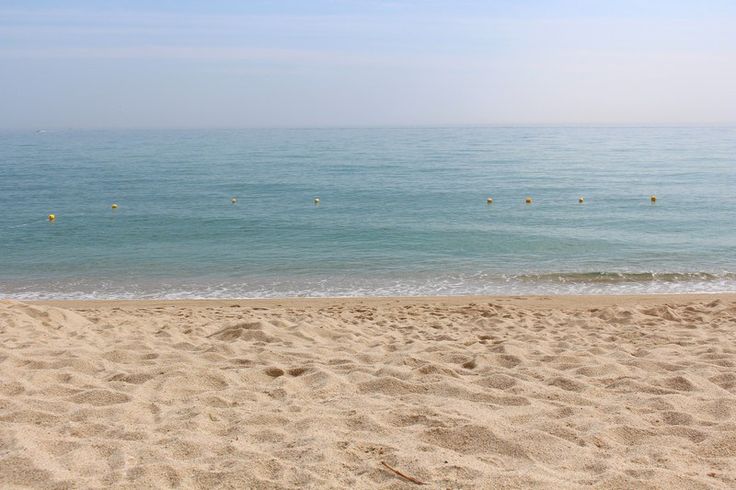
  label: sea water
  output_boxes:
[1,127,735,299]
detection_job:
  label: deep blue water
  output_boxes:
[1,127,735,299]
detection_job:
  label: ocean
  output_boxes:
[1,126,734,299]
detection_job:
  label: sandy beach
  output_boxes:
[1,294,735,488]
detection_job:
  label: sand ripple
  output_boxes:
[1,296,736,488]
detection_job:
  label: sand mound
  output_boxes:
[1,295,735,488]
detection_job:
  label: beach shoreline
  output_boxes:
[2,293,735,488]
[28,291,736,313]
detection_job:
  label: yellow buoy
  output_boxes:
[525,197,533,204]
[111,203,118,209]
[48,214,55,221]
[314,197,320,205]
[578,197,584,203]
[231,197,237,204]
[486,197,493,204]
[650,195,657,203]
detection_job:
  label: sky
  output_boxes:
[1,0,735,128]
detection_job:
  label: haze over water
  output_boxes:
[1,126,735,299]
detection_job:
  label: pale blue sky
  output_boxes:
[1,1,735,128]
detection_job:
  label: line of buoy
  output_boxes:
[47,195,661,222]
[481,196,658,205]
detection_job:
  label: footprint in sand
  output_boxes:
[264,367,285,378]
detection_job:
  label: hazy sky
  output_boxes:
[1,0,735,128]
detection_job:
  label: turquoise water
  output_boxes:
[1,127,735,299]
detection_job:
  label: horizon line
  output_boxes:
[3,122,736,132]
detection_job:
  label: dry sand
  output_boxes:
[1,294,736,489]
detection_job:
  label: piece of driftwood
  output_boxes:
[380,461,426,485]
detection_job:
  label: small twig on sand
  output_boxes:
[381,461,426,485]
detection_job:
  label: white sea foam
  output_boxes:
[2,272,735,300]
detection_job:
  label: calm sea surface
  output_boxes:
[1,127,735,299]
